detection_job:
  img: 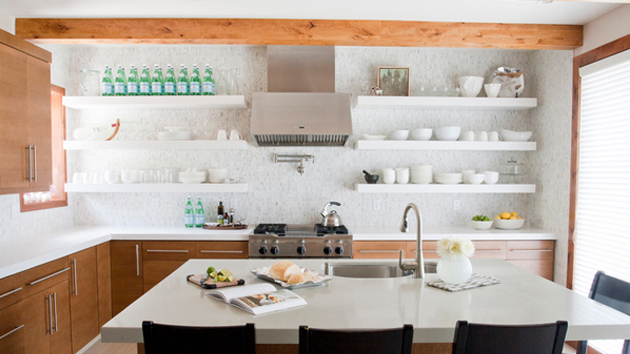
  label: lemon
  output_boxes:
[517,217,523,220]
[511,212,518,217]
[500,212,511,219]
[495,215,501,219]
[509,216,518,220]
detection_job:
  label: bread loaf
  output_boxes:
[287,272,318,285]
[269,260,301,281]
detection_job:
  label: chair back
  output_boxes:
[452,320,568,354]
[299,324,413,354]
[577,271,630,354]
[142,321,256,354]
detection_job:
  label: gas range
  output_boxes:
[248,223,353,258]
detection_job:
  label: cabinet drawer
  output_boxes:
[354,241,407,259]
[472,241,507,259]
[508,260,554,281]
[507,241,554,260]
[21,257,70,298]
[0,301,25,354]
[407,241,440,259]
[142,241,195,261]
[195,241,248,259]
[0,272,24,311]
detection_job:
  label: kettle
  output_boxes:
[321,201,343,227]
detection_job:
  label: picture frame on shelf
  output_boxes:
[377,66,410,96]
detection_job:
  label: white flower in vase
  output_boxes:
[436,236,475,284]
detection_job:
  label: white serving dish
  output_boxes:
[493,218,525,230]
[250,266,332,289]
[361,134,387,141]
[208,168,229,183]
[434,126,461,141]
[409,129,433,141]
[471,220,493,230]
[387,130,410,141]
[499,129,532,142]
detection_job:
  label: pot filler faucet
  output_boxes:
[398,203,425,279]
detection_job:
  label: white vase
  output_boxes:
[437,254,473,284]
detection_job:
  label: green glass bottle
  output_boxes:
[114,65,127,96]
[158,67,165,94]
[164,64,176,95]
[127,65,139,96]
[185,196,194,228]
[139,64,151,96]
[151,64,162,95]
[202,65,215,95]
[194,197,205,228]
[189,65,201,95]
[101,65,113,96]
[177,64,189,95]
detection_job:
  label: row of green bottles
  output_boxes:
[185,196,206,228]
[104,64,216,96]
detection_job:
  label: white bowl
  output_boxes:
[499,129,533,142]
[208,168,229,183]
[409,129,433,141]
[178,171,206,183]
[468,173,485,185]
[483,171,500,184]
[179,176,206,184]
[471,220,493,230]
[484,83,502,98]
[458,76,485,97]
[387,130,410,141]
[434,126,461,141]
[361,134,387,141]
[121,170,138,184]
[493,218,525,230]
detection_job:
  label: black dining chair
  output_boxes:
[576,271,630,354]
[299,324,413,354]
[142,321,256,354]
[452,320,568,354]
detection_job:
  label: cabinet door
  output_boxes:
[68,247,99,352]
[142,241,195,292]
[96,242,112,328]
[0,301,25,354]
[406,241,439,259]
[507,241,555,281]
[48,281,72,354]
[353,241,407,259]
[195,241,248,259]
[111,241,143,316]
[472,241,507,259]
[22,288,51,354]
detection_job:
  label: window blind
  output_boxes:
[575,50,630,354]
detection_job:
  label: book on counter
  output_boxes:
[206,283,307,315]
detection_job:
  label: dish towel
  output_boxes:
[426,273,502,292]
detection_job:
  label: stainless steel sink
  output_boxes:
[324,262,437,279]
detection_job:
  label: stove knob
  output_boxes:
[323,246,333,255]
[258,246,268,255]
[335,246,344,255]
[270,246,279,255]
[297,246,306,255]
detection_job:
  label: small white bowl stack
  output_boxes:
[410,165,433,184]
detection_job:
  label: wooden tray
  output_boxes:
[186,274,245,289]
[202,224,248,230]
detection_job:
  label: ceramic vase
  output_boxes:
[437,254,472,284]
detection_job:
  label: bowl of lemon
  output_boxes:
[493,211,524,230]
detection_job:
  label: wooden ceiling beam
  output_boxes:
[15,18,583,50]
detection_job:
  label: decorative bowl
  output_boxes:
[493,218,525,230]
[409,129,433,141]
[458,76,484,97]
[387,130,410,141]
[499,129,533,142]
[434,126,461,141]
[471,220,493,230]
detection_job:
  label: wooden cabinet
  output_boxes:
[142,241,195,292]
[111,241,143,316]
[67,248,99,353]
[96,242,112,328]
[507,241,555,281]
[195,241,249,259]
[407,240,439,259]
[0,28,52,194]
[0,301,26,354]
[471,241,507,259]
[353,241,407,259]
[22,281,72,354]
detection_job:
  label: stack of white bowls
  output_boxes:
[410,165,433,184]
[434,172,463,184]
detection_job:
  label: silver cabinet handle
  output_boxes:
[359,250,401,253]
[476,249,504,252]
[0,287,22,299]
[0,325,24,340]
[47,294,53,334]
[199,250,243,254]
[411,250,437,253]
[33,145,37,182]
[72,259,78,295]
[27,267,71,285]
[146,249,190,253]
[510,249,553,252]
[53,292,58,332]
[24,146,32,181]
[136,244,140,277]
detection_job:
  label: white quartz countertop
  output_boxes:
[0,225,555,279]
[101,258,630,344]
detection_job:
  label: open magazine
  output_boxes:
[206,283,307,315]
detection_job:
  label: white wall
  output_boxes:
[0,9,14,34]
[574,4,630,57]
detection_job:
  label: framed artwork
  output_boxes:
[377,66,410,96]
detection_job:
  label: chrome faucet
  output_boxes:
[398,203,425,279]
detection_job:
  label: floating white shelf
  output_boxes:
[65,183,248,193]
[355,183,536,194]
[355,140,536,151]
[62,95,247,110]
[63,140,248,150]
[354,96,537,110]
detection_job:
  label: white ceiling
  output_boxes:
[0,0,622,26]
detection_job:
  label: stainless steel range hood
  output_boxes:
[251,46,353,147]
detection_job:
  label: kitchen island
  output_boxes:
[101,258,630,352]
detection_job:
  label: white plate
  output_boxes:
[250,266,332,289]
[361,134,387,141]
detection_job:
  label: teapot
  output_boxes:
[321,201,343,227]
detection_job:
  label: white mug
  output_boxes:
[488,131,500,142]
[382,168,396,184]
[229,129,242,141]
[72,172,82,184]
[217,130,228,140]
[476,131,488,142]
[395,168,410,184]
[460,130,475,141]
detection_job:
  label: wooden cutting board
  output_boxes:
[186,274,245,289]
[202,224,248,230]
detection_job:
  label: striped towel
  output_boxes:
[426,273,502,292]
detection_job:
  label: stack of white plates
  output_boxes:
[157,131,192,141]
[434,172,463,184]
[410,165,433,184]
